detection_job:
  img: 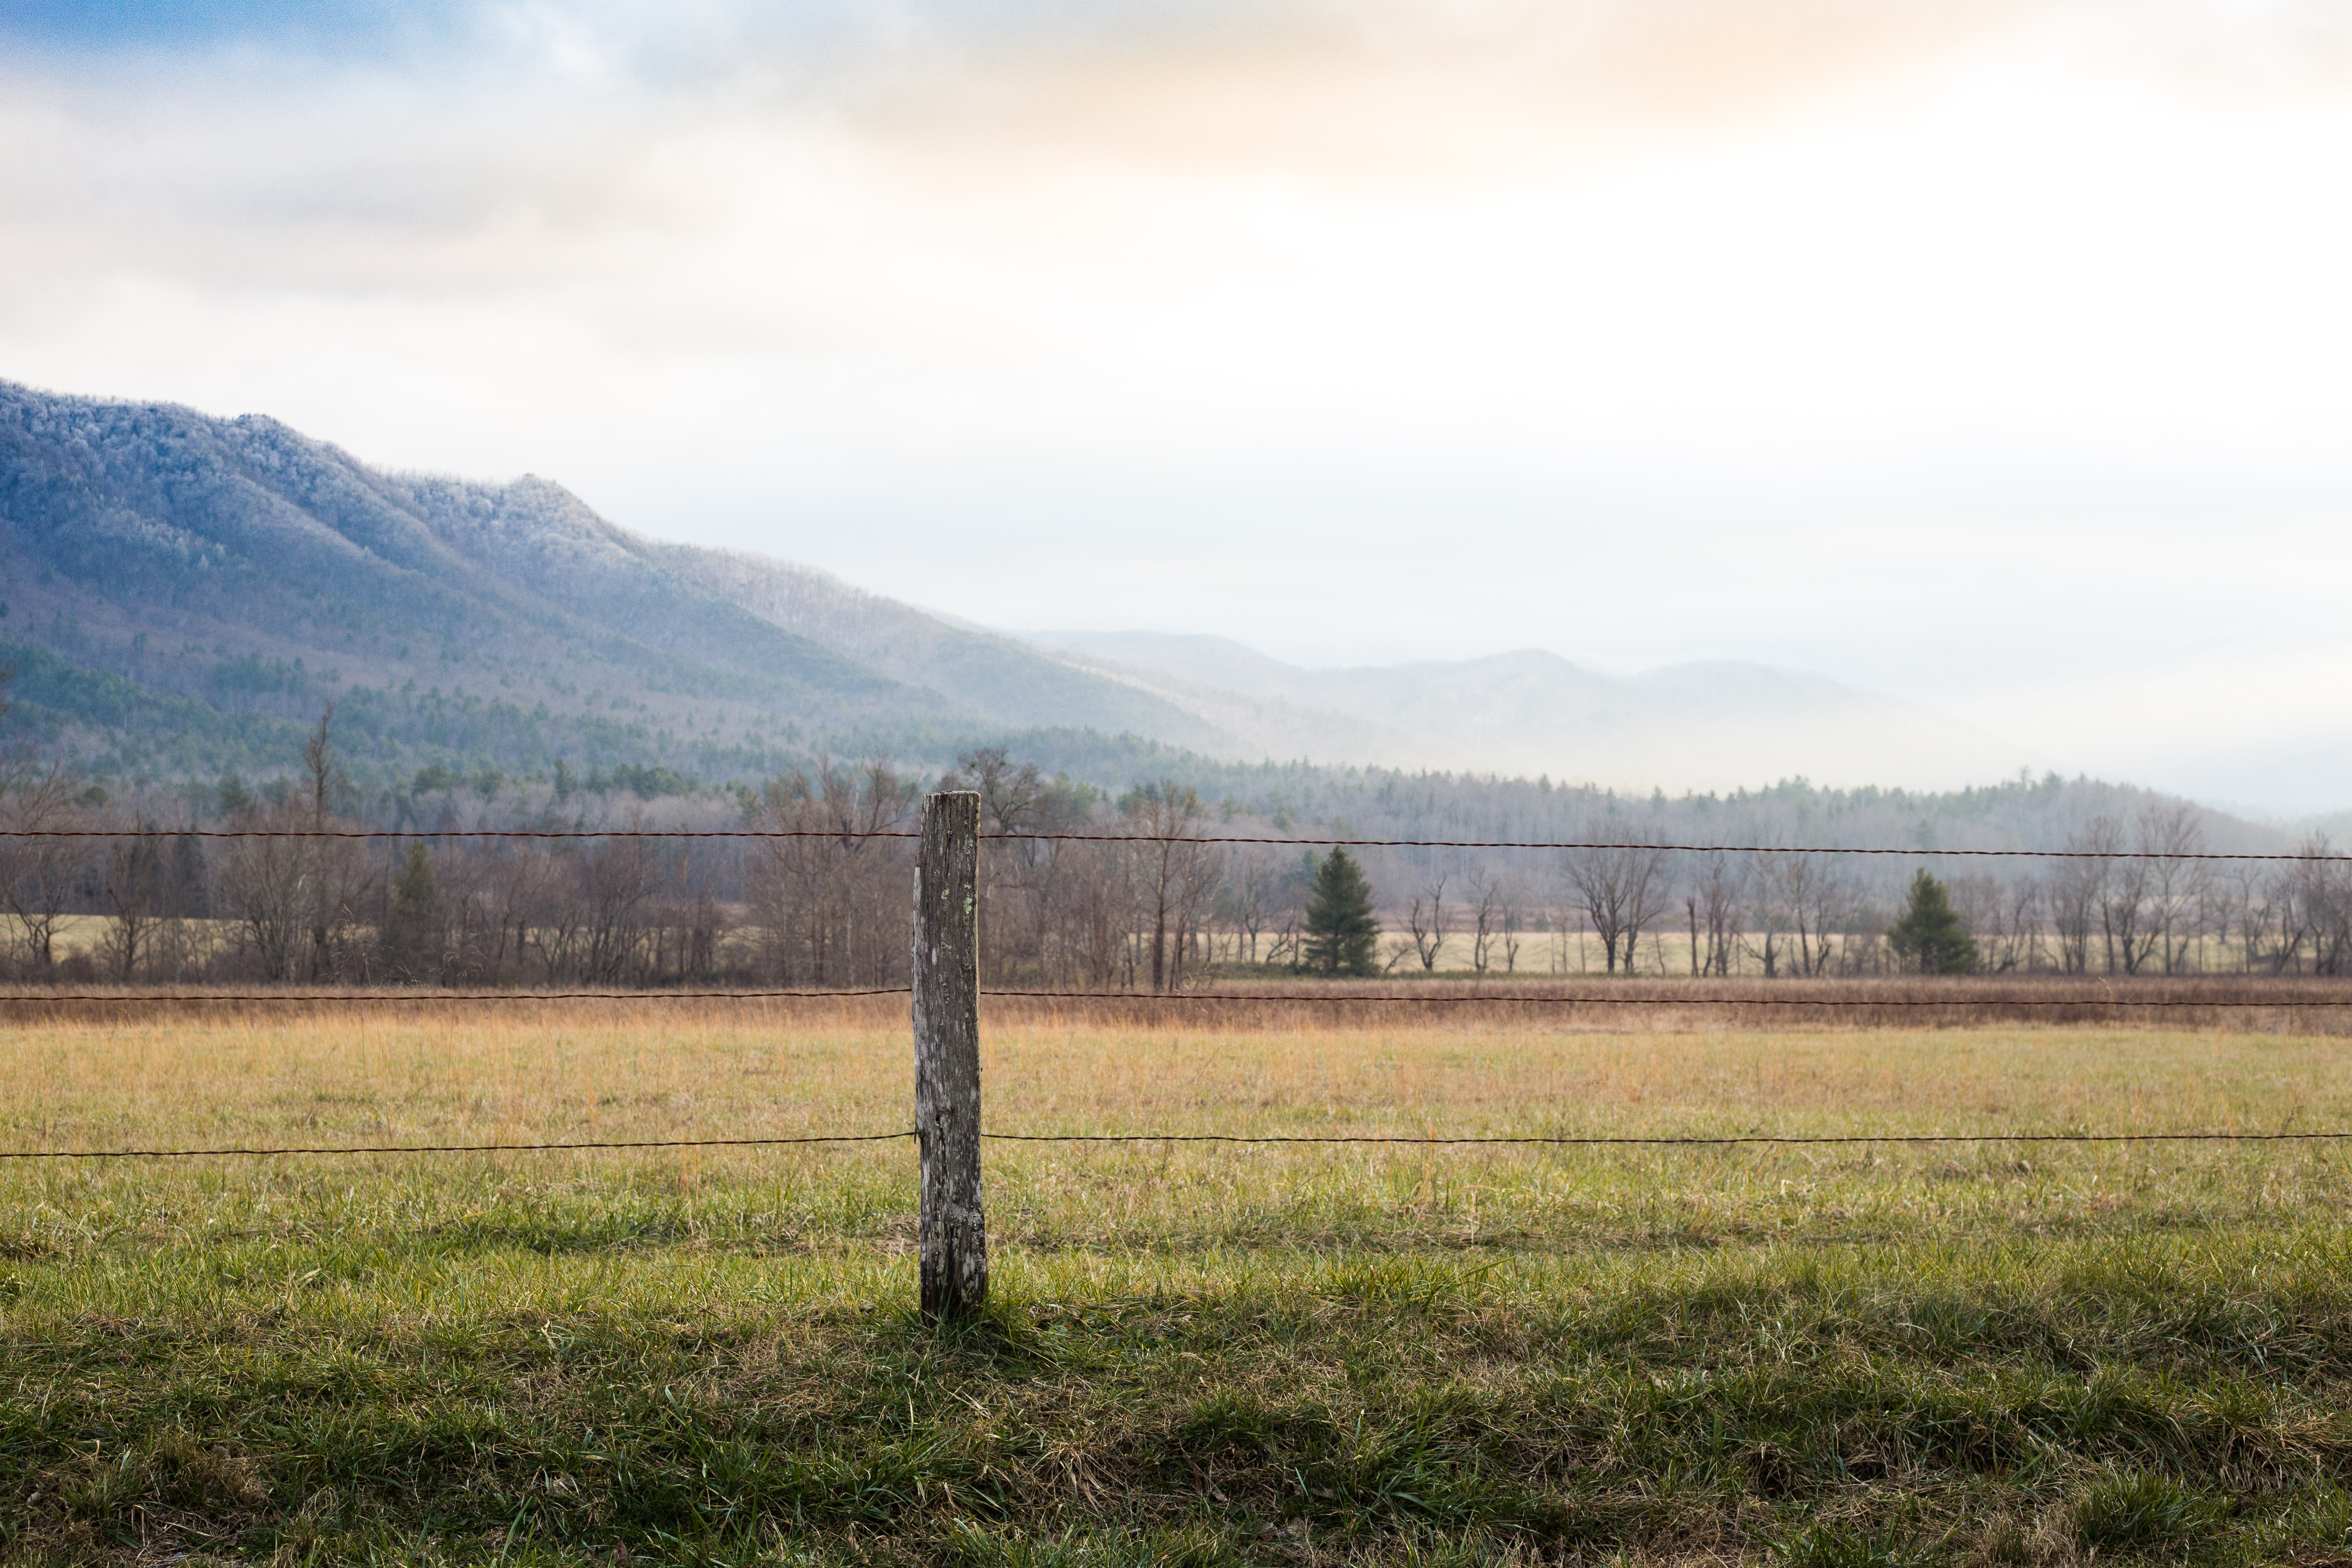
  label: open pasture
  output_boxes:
[7,992,2352,1565]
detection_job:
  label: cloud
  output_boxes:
[8,0,2340,318]
[941,0,2054,155]
[4,0,2352,815]
[9,0,2344,244]
[9,0,2350,402]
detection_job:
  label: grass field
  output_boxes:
[8,993,2352,1564]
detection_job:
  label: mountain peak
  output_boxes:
[0,379,2042,798]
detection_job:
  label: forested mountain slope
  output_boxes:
[0,381,1225,784]
[647,545,1232,749]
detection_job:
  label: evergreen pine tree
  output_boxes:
[168,832,208,919]
[383,842,443,983]
[1303,848,1381,977]
[1888,868,1978,974]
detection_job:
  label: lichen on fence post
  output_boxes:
[913,789,985,1320]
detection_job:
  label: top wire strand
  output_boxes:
[0,826,2340,860]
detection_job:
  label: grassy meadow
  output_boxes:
[7,993,2352,1564]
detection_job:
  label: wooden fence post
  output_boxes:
[914,789,985,1320]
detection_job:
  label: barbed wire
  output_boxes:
[0,827,872,841]
[0,987,909,1004]
[0,1132,911,1160]
[6,1126,2351,1160]
[977,989,2352,1009]
[978,1129,2352,1146]
[1009,834,2348,862]
[2,986,2347,1008]
[0,825,2340,861]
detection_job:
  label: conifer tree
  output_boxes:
[383,842,443,983]
[1888,868,1978,974]
[1303,847,1381,977]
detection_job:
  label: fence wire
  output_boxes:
[8,991,2348,1161]
[0,826,2341,860]
[7,1127,2352,1161]
[2,986,2346,1008]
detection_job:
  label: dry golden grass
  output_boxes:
[12,998,2352,1564]
[6,994,2352,1257]
[6,988,2348,1141]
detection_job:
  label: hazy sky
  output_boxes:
[4,1,2350,808]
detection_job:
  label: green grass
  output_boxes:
[8,1008,2352,1564]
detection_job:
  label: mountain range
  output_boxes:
[0,378,2029,796]
[0,380,1219,786]
[1022,632,2029,791]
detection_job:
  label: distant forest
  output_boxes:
[2,691,2345,986]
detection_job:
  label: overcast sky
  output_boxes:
[4,1,2350,810]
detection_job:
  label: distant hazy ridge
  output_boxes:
[1023,632,2029,792]
[0,381,2110,817]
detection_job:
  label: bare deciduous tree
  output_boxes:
[1405,874,1448,972]
[1124,781,1223,993]
[1982,878,2045,974]
[298,705,365,980]
[1753,850,1850,978]
[1468,867,1508,975]
[1742,852,1789,979]
[2139,803,2211,975]
[1687,854,1741,977]
[2048,834,2105,975]
[2228,863,2300,974]
[2293,835,2352,976]
[97,820,167,981]
[945,746,1044,981]
[219,799,310,981]
[1564,834,1670,976]
[748,754,915,988]
[1219,847,1282,966]
[2093,815,2158,975]
[0,756,85,975]
[1068,835,1138,989]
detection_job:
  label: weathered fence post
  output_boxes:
[914,789,985,1320]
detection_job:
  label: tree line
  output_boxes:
[1539,802,2352,978]
[1,711,2346,985]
